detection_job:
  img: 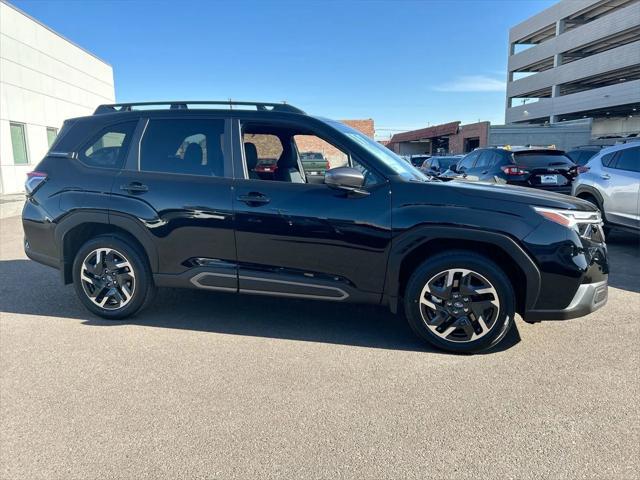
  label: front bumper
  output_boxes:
[523,278,608,322]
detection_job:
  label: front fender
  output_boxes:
[384,225,541,313]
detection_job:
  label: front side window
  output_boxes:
[612,147,639,172]
[46,127,58,148]
[79,121,137,169]
[10,122,29,165]
[140,119,225,176]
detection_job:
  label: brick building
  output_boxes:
[386,121,489,155]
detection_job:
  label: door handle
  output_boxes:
[120,182,148,193]
[237,193,270,205]
[481,170,488,175]
[601,173,610,180]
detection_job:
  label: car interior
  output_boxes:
[242,124,315,183]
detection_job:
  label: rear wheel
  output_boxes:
[73,235,155,319]
[404,251,515,353]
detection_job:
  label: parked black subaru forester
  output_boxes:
[22,101,609,353]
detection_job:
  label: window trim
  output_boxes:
[9,121,30,165]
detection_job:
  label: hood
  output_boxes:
[446,180,596,211]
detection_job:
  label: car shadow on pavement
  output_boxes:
[0,259,521,354]
[605,230,640,294]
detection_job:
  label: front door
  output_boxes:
[231,119,392,302]
[112,116,237,290]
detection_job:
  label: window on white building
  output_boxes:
[46,127,58,148]
[10,122,29,165]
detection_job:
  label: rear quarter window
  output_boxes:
[78,121,137,169]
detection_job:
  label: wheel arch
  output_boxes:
[574,185,604,207]
[56,211,158,284]
[384,226,541,316]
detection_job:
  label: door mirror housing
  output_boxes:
[449,163,458,173]
[324,167,367,195]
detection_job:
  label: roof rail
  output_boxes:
[93,100,305,115]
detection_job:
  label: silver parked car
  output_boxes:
[572,142,639,233]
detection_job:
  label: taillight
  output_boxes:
[25,171,47,195]
[326,161,330,170]
[577,165,590,174]
[501,165,528,176]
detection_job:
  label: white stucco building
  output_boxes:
[0,0,115,193]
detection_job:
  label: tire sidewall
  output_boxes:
[404,252,515,353]
[72,235,151,320]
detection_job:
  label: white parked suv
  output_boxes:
[572,142,639,233]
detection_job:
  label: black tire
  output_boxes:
[72,235,155,319]
[403,251,515,354]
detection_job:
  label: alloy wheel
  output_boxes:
[419,268,500,343]
[80,248,136,310]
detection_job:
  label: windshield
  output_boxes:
[328,120,428,181]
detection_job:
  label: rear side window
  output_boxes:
[79,121,137,169]
[475,151,499,168]
[513,152,574,168]
[612,147,639,172]
[458,151,480,170]
[140,119,225,176]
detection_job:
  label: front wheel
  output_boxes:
[404,251,515,353]
[72,235,155,319]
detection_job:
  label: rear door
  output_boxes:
[605,146,640,229]
[111,115,237,289]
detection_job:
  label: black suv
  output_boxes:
[446,147,578,194]
[22,101,609,353]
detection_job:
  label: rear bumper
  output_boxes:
[523,278,608,322]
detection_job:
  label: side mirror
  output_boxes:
[450,164,458,173]
[324,167,367,195]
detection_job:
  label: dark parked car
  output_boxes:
[23,101,608,353]
[409,155,431,168]
[420,155,463,176]
[445,147,578,194]
[566,146,603,168]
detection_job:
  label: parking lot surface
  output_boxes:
[1,214,638,479]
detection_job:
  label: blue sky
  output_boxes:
[14,0,555,138]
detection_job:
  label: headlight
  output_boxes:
[534,206,605,242]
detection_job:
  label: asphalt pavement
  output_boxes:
[1,215,638,479]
